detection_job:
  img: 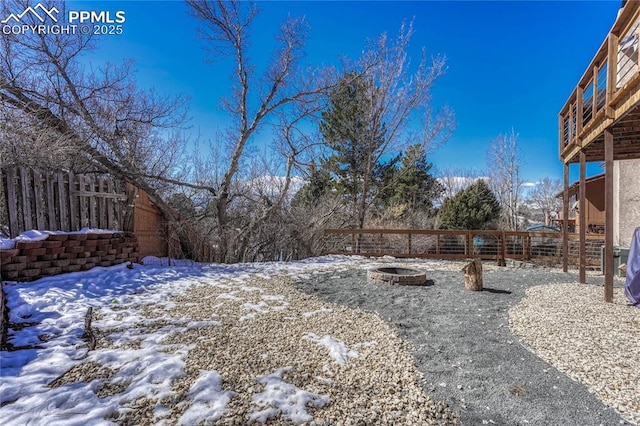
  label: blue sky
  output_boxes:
[67,0,621,184]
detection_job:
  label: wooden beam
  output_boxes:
[563,162,569,272]
[604,129,614,302]
[559,114,564,158]
[579,152,587,284]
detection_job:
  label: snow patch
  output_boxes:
[248,367,329,424]
[302,307,333,318]
[178,370,235,425]
[302,333,359,365]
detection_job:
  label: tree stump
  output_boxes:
[462,258,483,291]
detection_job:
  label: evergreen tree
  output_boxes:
[438,179,500,229]
[389,144,442,213]
[292,164,336,208]
[319,72,386,227]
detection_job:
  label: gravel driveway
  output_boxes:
[294,260,631,426]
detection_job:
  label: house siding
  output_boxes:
[618,159,640,247]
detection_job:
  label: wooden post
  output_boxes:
[592,66,598,116]
[604,129,614,302]
[576,85,584,135]
[351,232,355,254]
[407,233,412,255]
[563,162,569,272]
[606,34,618,118]
[462,258,483,291]
[579,151,587,284]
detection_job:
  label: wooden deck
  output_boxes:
[559,1,640,302]
[559,1,640,163]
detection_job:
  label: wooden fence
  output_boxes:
[1,167,216,262]
[323,228,605,268]
[1,167,130,238]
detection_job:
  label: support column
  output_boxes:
[579,151,587,284]
[563,162,569,273]
[604,129,614,302]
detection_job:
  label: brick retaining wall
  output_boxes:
[0,232,140,282]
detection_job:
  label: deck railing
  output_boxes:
[323,229,604,268]
[559,3,640,161]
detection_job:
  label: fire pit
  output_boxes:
[367,267,427,286]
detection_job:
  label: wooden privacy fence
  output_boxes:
[323,228,605,267]
[128,185,215,262]
[2,167,130,238]
[1,167,216,262]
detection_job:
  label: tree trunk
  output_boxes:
[462,258,483,291]
[216,193,230,263]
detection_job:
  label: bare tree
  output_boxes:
[0,108,82,170]
[185,0,334,262]
[528,177,563,225]
[486,129,525,230]
[0,0,188,224]
[321,20,454,229]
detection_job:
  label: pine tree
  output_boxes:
[292,164,335,208]
[389,144,442,212]
[320,72,386,227]
[438,179,500,229]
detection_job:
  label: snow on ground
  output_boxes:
[247,366,330,424]
[302,333,360,365]
[0,254,376,425]
[177,370,235,425]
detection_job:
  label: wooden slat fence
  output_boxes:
[1,167,129,238]
[323,228,605,267]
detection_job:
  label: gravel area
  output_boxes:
[69,273,455,425]
[163,277,454,425]
[511,283,640,425]
[294,258,636,426]
[41,257,638,425]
